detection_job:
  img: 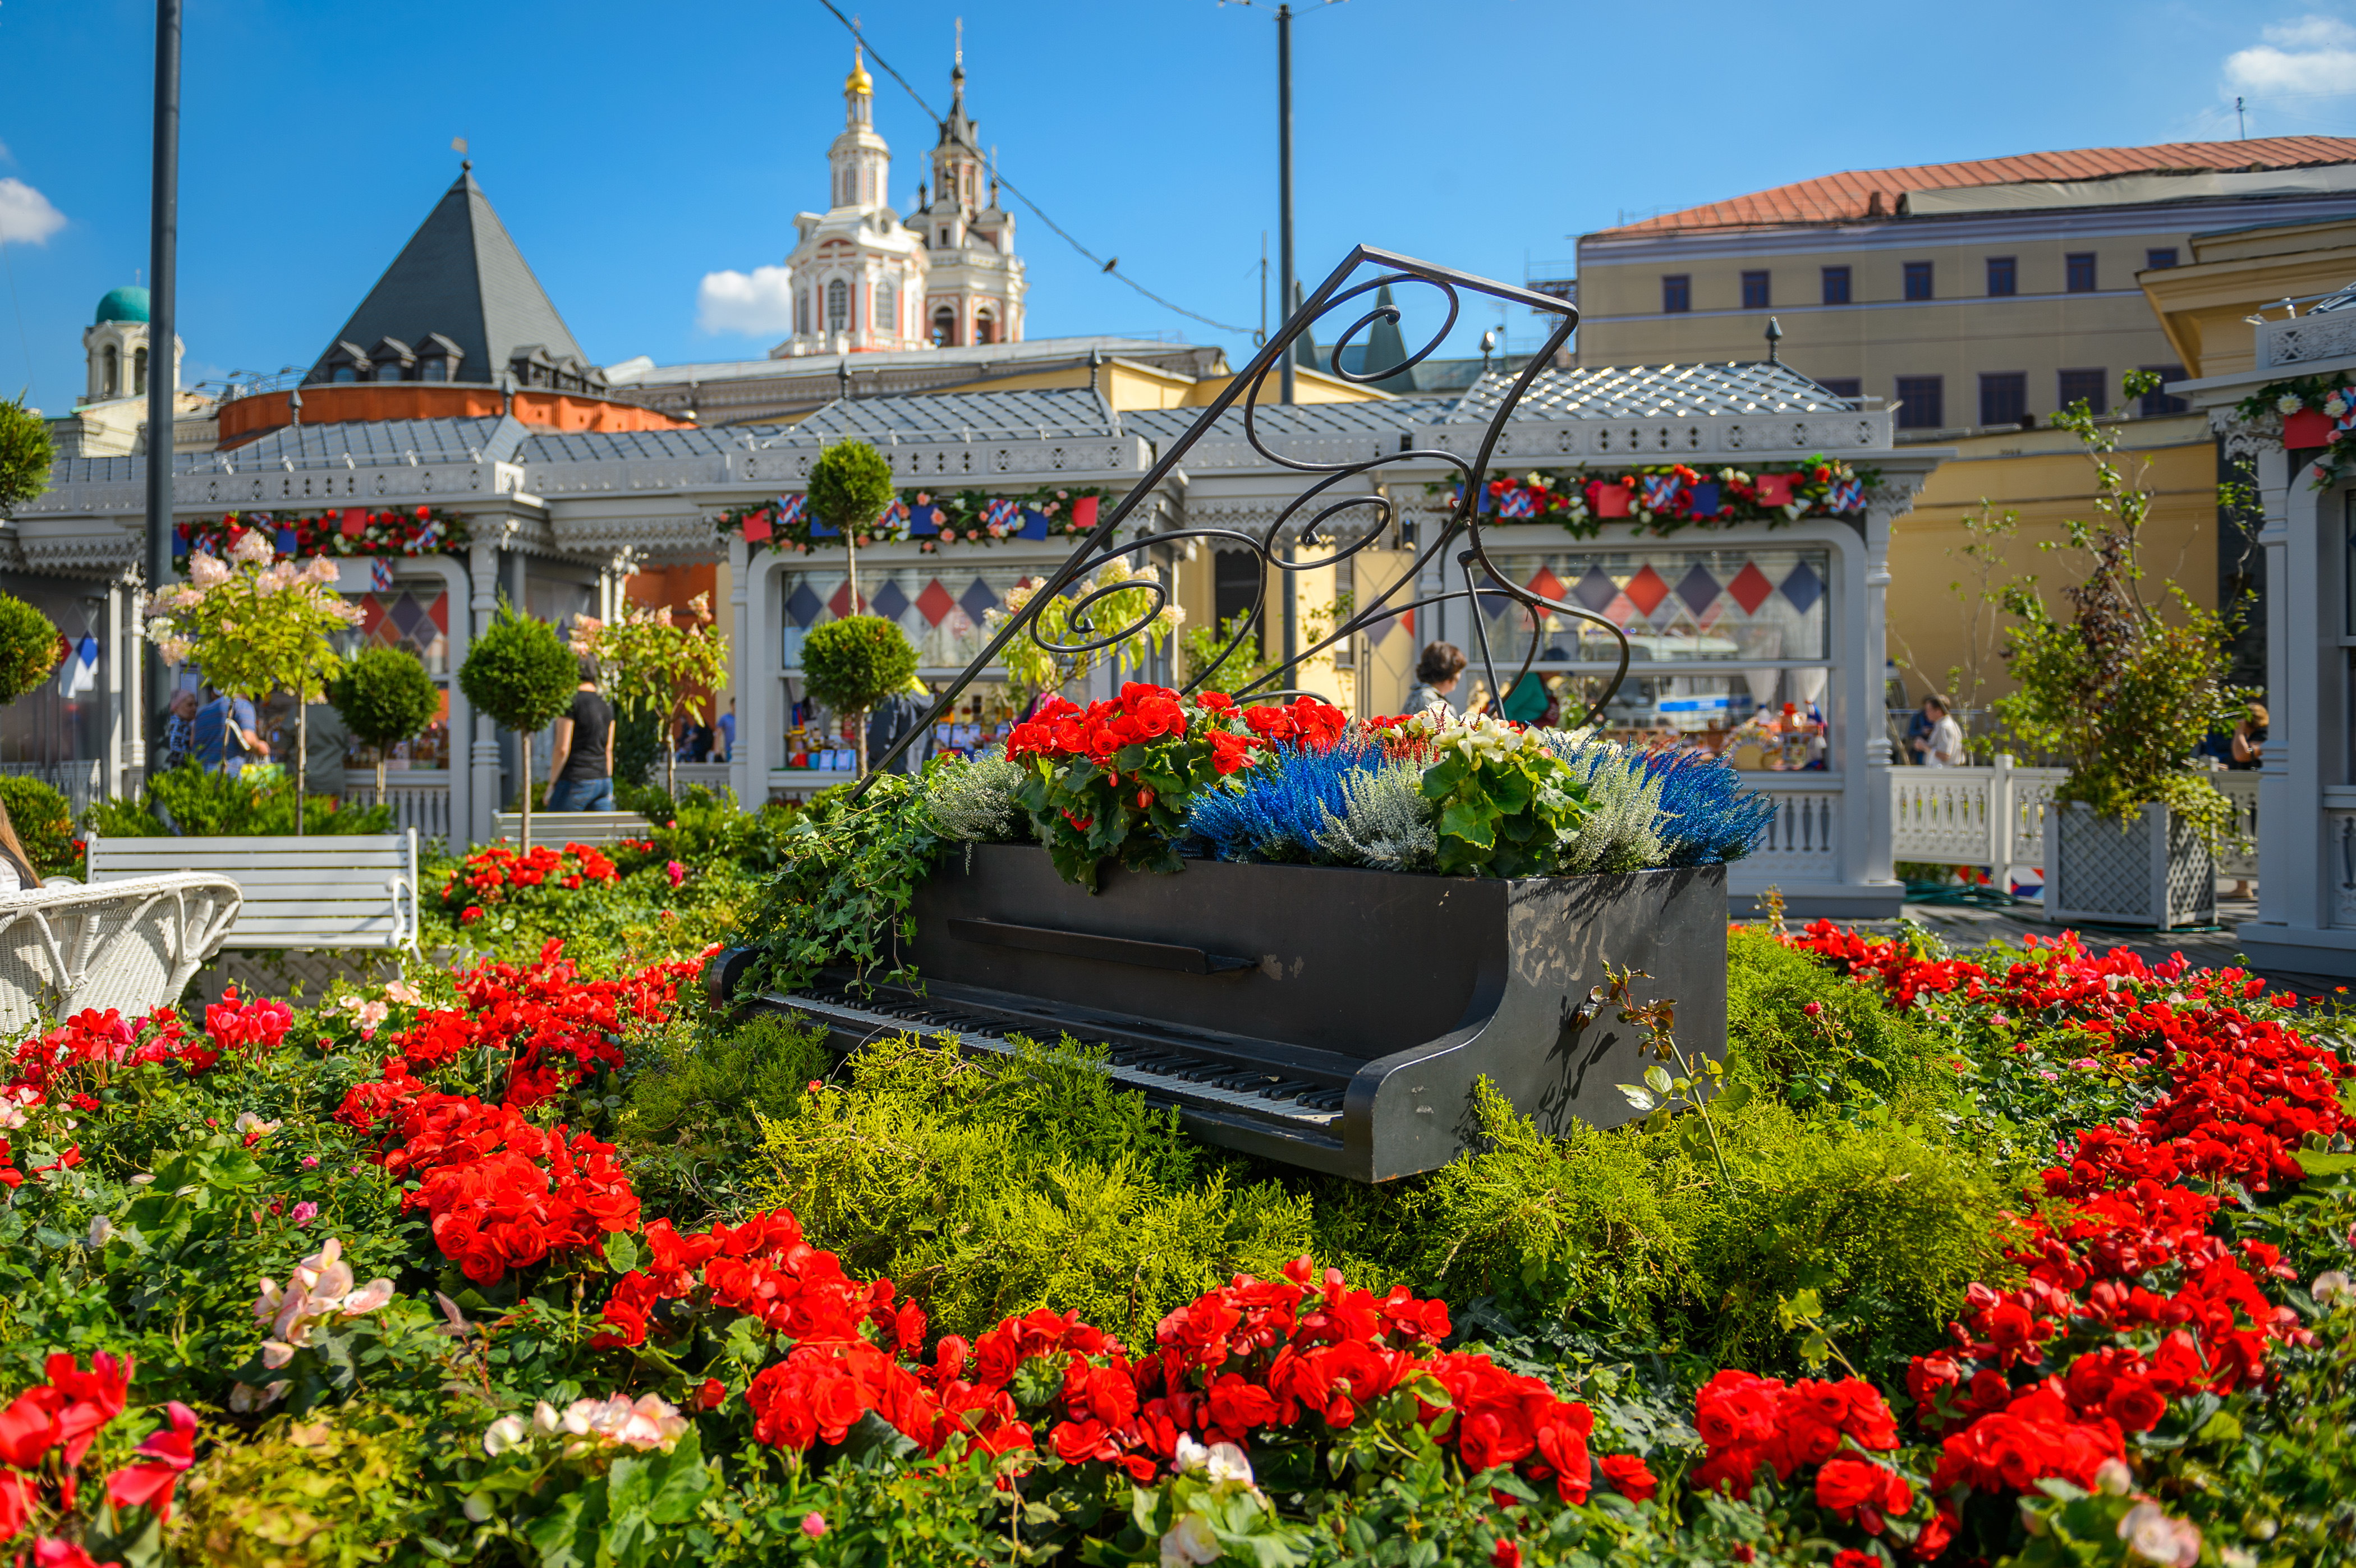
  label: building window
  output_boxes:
[974,310,998,347]
[1740,270,1770,309]
[2145,247,2178,271]
[2058,368,2107,413]
[1818,378,1862,400]
[794,290,809,337]
[1980,373,2027,427]
[2065,252,2097,292]
[931,306,956,347]
[102,345,119,397]
[2138,365,2189,416]
[376,359,405,383]
[332,364,359,383]
[1821,266,1851,305]
[420,358,448,382]
[1986,256,2017,297]
[1661,274,1691,314]
[1895,375,1944,430]
[134,346,148,396]
[1903,261,1934,301]
[825,278,848,334]
[876,278,897,333]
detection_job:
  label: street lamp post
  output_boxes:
[143,0,182,790]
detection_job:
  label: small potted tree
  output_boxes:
[329,646,442,809]
[586,592,730,802]
[806,439,897,611]
[800,615,917,778]
[458,603,580,851]
[2000,374,2243,930]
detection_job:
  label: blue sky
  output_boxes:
[1,0,2350,414]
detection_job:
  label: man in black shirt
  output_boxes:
[546,659,617,811]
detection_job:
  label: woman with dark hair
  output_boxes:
[1403,641,1466,719]
[0,799,44,894]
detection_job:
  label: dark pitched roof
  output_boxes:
[306,167,592,386]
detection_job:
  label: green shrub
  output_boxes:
[754,1033,1340,1345]
[805,440,897,539]
[0,394,52,521]
[0,772,77,876]
[86,764,391,839]
[327,645,440,801]
[619,1012,830,1217]
[0,591,61,705]
[1723,924,1952,1115]
[173,1406,430,1568]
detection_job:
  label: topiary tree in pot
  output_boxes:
[329,646,442,808]
[800,615,917,778]
[457,603,580,852]
[0,394,53,523]
[806,440,897,614]
[0,593,62,705]
[1996,371,2244,925]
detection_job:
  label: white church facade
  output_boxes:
[776,43,1025,357]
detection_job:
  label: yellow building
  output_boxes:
[1567,139,2356,435]
[2139,213,2356,377]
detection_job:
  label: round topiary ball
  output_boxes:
[0,594,61,707]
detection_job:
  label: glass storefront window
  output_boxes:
[779,563,1049,670]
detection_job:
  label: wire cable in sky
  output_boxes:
[814,0,1256,337]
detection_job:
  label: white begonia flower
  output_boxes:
[1204,1442,1254,1488]
[2277,393,2307,416]
[2093,1457,2134,1496]
[2119,1501,2202,1567]
[482,1414,529,1456]
[86,1215,115,1248]
[2312,1269,2350,1304]
[1160,1513,1222,1567]
[234,1111,281,1137]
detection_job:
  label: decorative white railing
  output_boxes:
[1890,762,2258,881]
[0,761,105,816]
[1747,780,1843,880]
[342,772,453,846]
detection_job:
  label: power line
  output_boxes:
[812,0,1255,337]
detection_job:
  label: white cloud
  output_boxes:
[0,177,66,246]
[695,265,797,337]
[2225,15,2356,98]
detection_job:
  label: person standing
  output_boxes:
[1915,695,1965,767]
[158,688,199,772]
[193,687,268,776]
[2230,702,2267,769]
[716,697,735,764]
[1403,642,1466,719]
[865,675,937,776]
[546,658,617,811]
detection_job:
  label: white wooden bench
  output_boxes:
[489,812,654,849]
[84,833,420,952]
[0,875,244,1035]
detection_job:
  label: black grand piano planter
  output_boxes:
[727,844,1727,1183]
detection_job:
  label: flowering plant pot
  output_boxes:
[2042,801,2214,931]
[748,843,1726,1182]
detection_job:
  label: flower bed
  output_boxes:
[0,886,2353,1565]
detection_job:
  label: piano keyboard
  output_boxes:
[770,985,1349,1132]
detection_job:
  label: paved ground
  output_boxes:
[1847,884,2353,1002]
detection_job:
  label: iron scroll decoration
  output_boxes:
[851,245,1630,795]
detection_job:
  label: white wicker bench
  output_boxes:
[84,833,421,952]
[0,875,244,1036]
[489,812,654,849]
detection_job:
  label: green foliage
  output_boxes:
[736,772,944,995]
[458,601,580,735]
[1995,370,2244,834]
[0,391,53,518]
[0,771,77,876]
[614,706,663,792]
[1181,610,1272,696]
[86,763,392,839]
[1420,722,1588,877]
[798,615,917,772]
[174,1406,430,1568]
[618,1012,830,1218]
[1721,926,1950,1115]
[754,1032,1335,1346]
[804,440,898,537]
[327,646,439,754]
[0,590,62,704]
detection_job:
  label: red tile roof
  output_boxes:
[1590,138,2356,239]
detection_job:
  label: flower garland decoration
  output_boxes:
[175,506,470,567]
[1426,455,1880,540]
[718,483,1115,555]
[2234,376,2356,489]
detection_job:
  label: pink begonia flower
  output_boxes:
[253,1238,395,1369]
[300,1155,320,1169]
[291,1202,319,1228]
[665,861,686,889]
[555,1394,688,1455]
[801,1514,828,1539]
[384,980,423,1005]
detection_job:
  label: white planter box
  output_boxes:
[2043,802,2214,930]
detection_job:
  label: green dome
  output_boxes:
[94,286,150,325]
